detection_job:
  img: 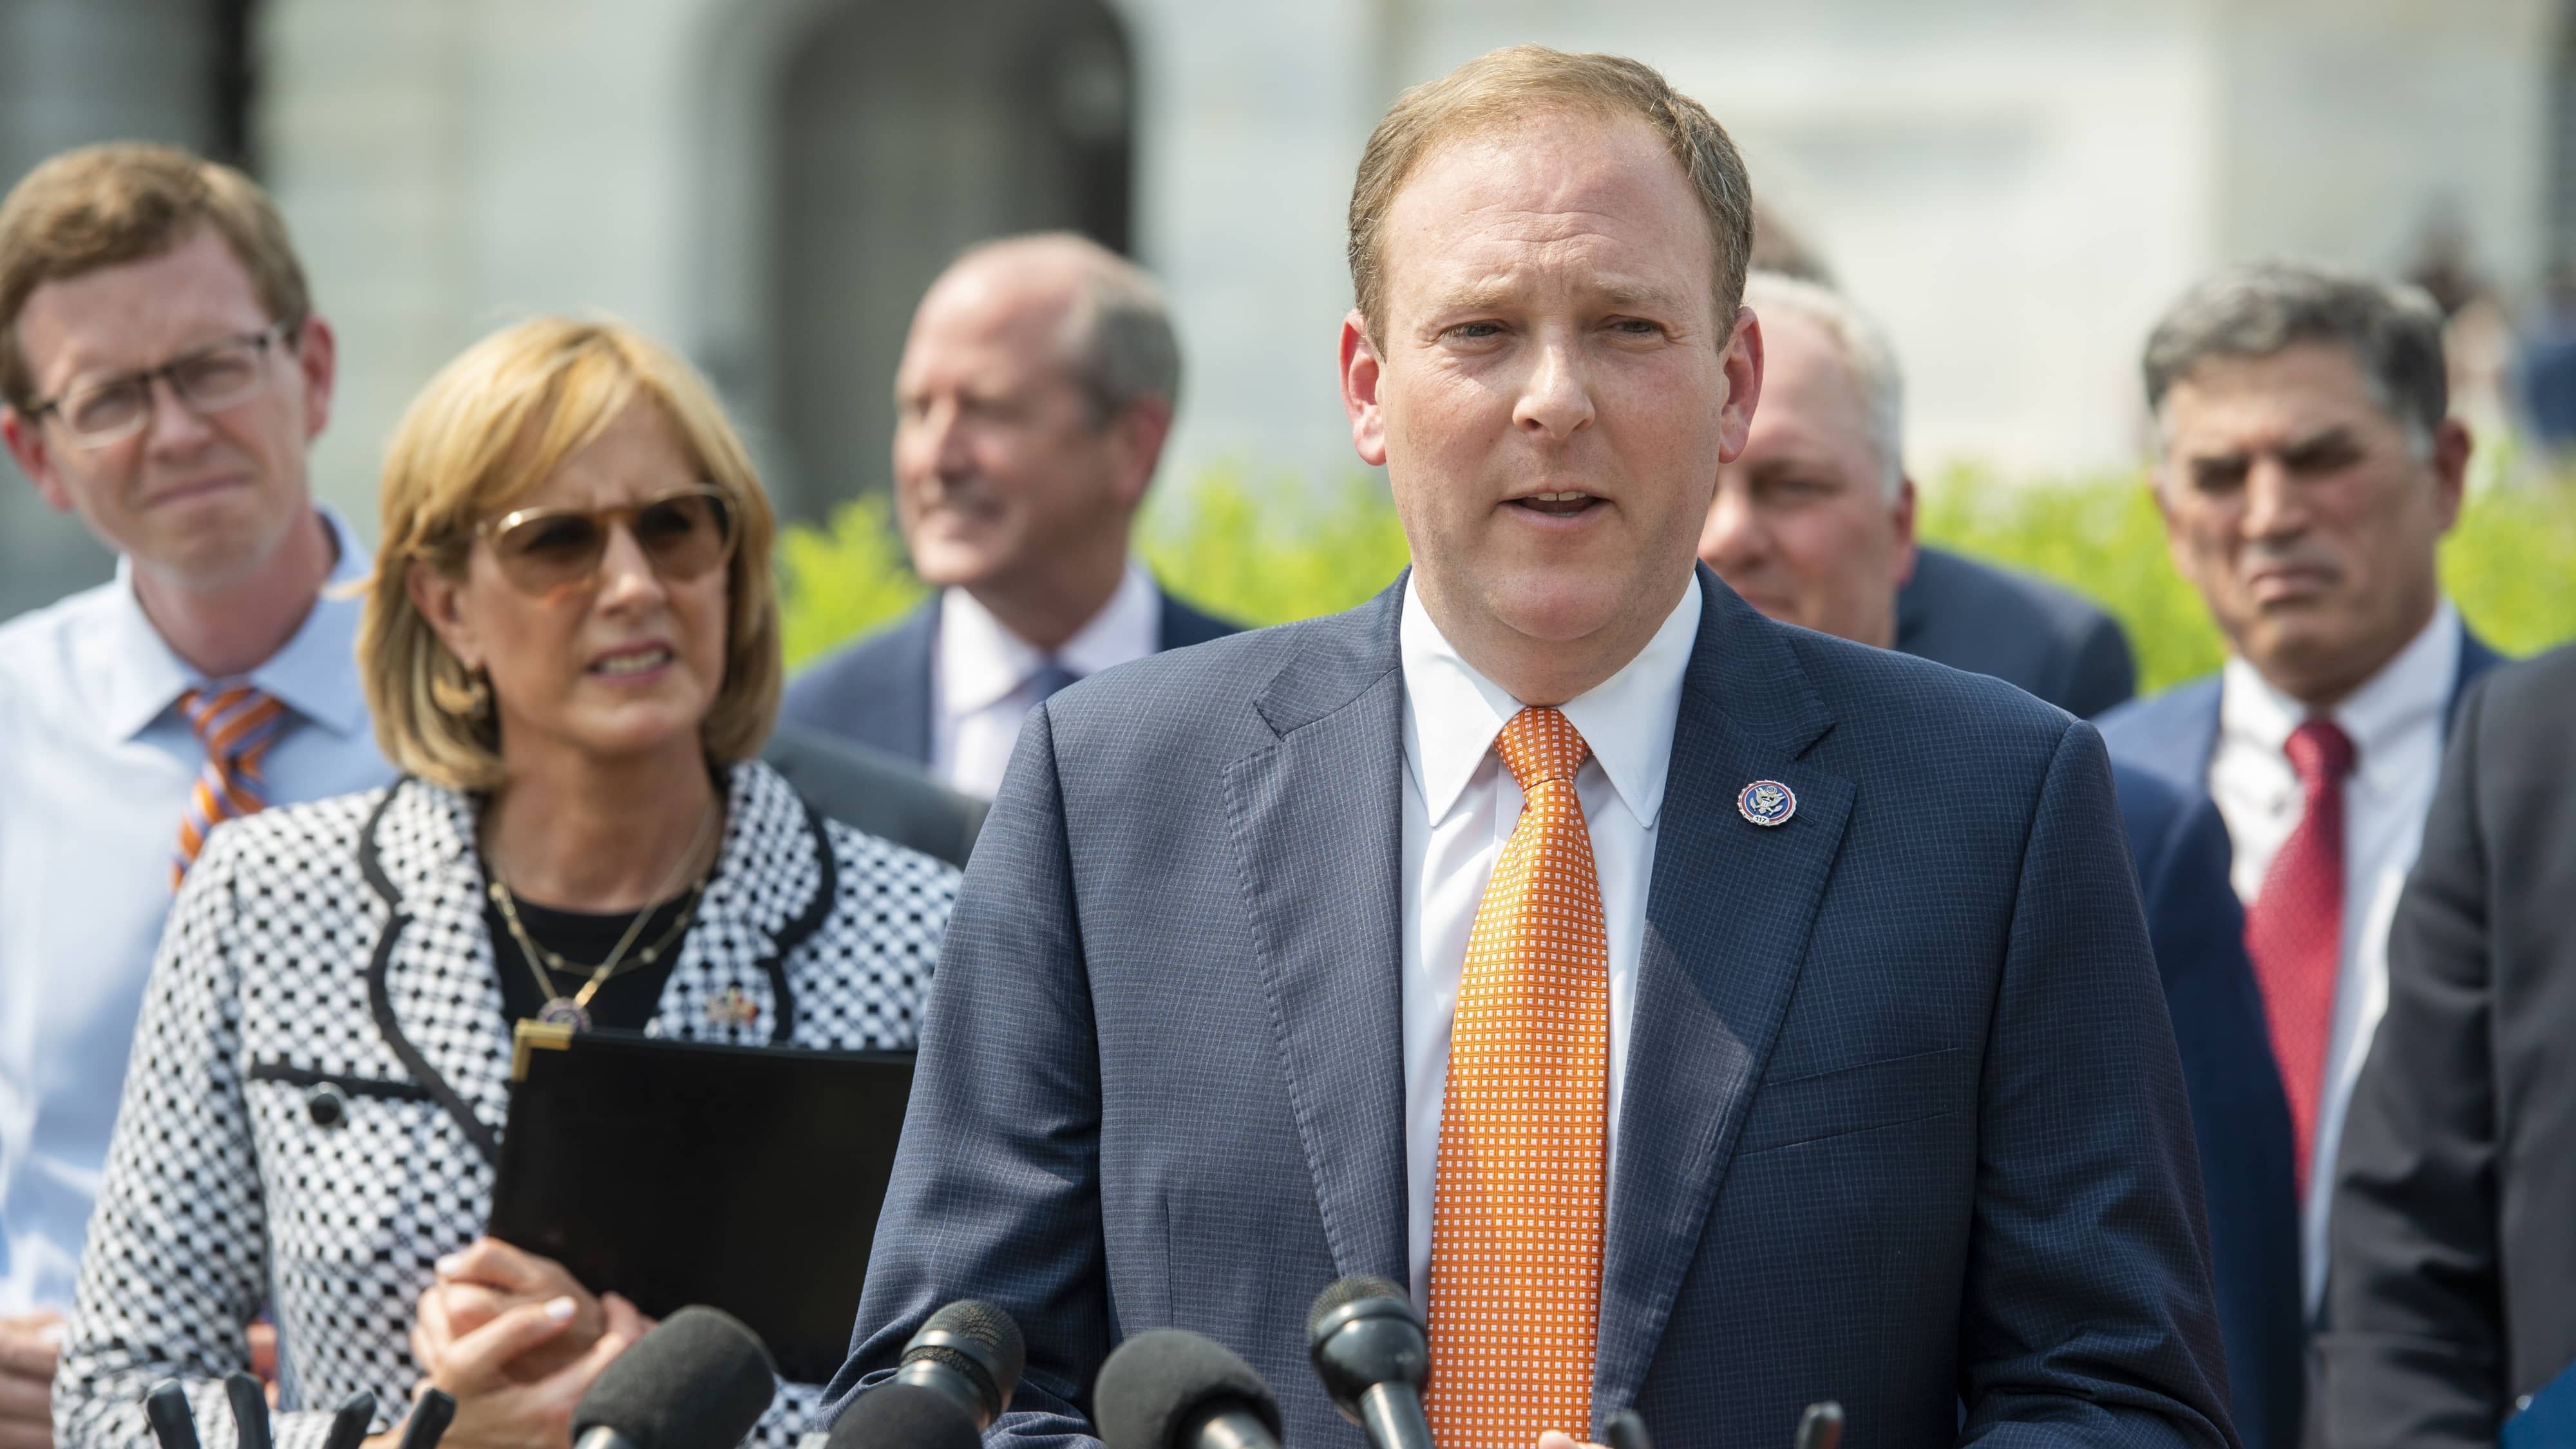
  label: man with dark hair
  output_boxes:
[2323,643,2576,1449]
[2101,260,2505,1320]
[782,233,1240,799]
[838,46,2231,1449]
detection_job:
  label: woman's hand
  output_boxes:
[414,1240,609,1383]
[417,1293,648,1449]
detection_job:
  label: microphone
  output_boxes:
[826,1383,981,1449]
[1306,1276,1434,1449]
[393,1390,455,1449]
[889,1300,1026,1430]
[1094,1329,1284,1449]
[318,1392,379,1449]
[1793,1401,1844,1449]
[571,1307,777,1449]
[143,1381,200,1449]
[223,1372,271,1449]
[1604,1408,1653,1449]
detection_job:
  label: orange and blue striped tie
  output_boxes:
[1426,706,1609,1447]
[173,685,289,888]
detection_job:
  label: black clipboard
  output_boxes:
[487,1023,914,1383]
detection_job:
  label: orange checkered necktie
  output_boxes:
[172,685,290,888]
[1426,705,1609,1448]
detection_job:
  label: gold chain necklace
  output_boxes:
[485,800,720,1032]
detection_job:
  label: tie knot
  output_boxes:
[1024,660,1083,703]
[2285,717,2356,784]
[180,685,289,760]
[1495,706,1590,793]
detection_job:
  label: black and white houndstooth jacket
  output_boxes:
[54,760,959,1449]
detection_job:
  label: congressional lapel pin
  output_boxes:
[708,986,761,1029]
[1738,779,1797,827]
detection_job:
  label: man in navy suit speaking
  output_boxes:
[837,46,2234,1449]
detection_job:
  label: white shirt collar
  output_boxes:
[1399,574,1701,831]
[96,505,373,743]
[2219,596,2460,791]
[937,561,1162,714]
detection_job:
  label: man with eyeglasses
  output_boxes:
[0,144,387,1446]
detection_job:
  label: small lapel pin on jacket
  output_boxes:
[1738,779,1797,827]
[708,986,760,1028]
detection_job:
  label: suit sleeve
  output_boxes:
[825,705,1108,1448]
[2142,795,2302,1449]
[2317,681,2505,1449]
[53,833,342,1449]
[1958,721,2238,1449]
[2061,613,2139,721]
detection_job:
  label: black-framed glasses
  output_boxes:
[25,321,296,448]
[474,485,738,597]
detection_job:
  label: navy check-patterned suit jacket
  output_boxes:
[831,567,2237,1449]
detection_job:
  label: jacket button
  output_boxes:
[306,1082,348,1128]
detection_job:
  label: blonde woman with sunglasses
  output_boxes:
[53,318,961,1449]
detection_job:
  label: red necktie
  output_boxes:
[2243,717,2356,1195]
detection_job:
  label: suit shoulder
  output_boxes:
[193,786,390,880]
[2463,640,2576,752]
[1912,546,2116,639]
[1785,622,2076,748]
[1156,589,1248,648]
[2098,676,2221,749]
[787,607,933,691]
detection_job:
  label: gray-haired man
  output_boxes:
[2099,260,2506,1320]
[782,232,1240,799]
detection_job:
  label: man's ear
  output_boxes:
[1106,395,1173,509]
[406,557,481,670]
[1,406,74,512]
[292,315,338,442]
[1715,306,1765,464]
[1340,310,1388,468]
[2430,416,2472,533]
[1889,475,1920,589]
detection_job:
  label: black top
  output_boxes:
[488,889,692,1033]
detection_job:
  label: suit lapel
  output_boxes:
[363,779,516,1164]
[1221,585,1412,1286]
[1594,573,1855,1416]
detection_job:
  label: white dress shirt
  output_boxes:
[2208,599,2460,1311]
[0,509,392,1314]
[930,563,1162,800]
[1399,576,1701,1309]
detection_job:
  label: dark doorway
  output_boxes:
[765,0,1135,520]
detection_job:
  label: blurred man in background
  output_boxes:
[0,144,388,1448]
[2323,641,2576,1449]
[782,233,1240,799]
[1743,207,2135,715]
[2100,261,2505,1321]
[1705,269,2305,1449]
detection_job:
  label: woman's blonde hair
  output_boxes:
[359,316,782,791]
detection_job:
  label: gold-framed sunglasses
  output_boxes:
[475,484,737,597]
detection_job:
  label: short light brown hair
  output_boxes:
[360,316,782,792]
[1347,46,1755,346]
[0,142,310,410]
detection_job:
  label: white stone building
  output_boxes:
[0,0,2563,618]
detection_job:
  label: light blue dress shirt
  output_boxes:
[0,508,392,1314]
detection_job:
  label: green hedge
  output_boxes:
[777,464,2576,694]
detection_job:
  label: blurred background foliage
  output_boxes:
[776,464,2576,694]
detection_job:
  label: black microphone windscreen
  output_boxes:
[913,1300,1027,1404]
[826,1383,981,1449]
[223,1373,271,1449]
[1305,1275,1411,1340]
[572,1307,779,1449]
[142,1381,200,1449]
[1094,1329,1283,1449]
[319,1392,377,1449]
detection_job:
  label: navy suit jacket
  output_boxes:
[1896,545,2138,719]
[833,568,2235,1449]
[779,583,1242,764]
[2116,764,2302,1449]
[2095,620,2504,790]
